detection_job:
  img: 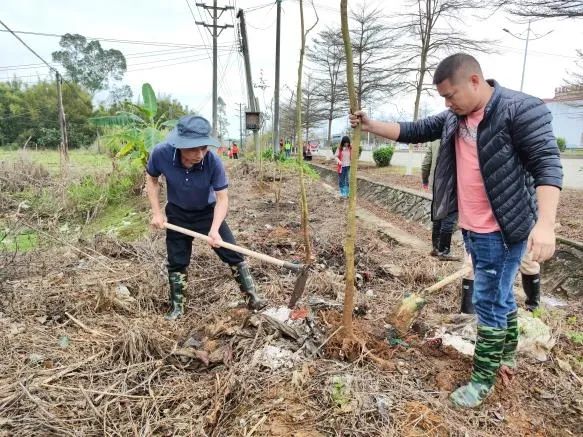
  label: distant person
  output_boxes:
[231,143,239,159]
[334,136,352,198]
[284,139,292,158]
[421,141,460,262]
[145,115,266,321]
[350,53,562,408]
[302,142,312,161]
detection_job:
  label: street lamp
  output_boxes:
[503,21,553,92]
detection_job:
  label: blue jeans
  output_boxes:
[339,166,350,190]
[462,230,526,329]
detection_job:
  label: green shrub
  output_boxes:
[261,148,286,162]
[280,158,319,179]
[67,175,107,218]
[373,146,394,167]
[67,163,144,218]
[557,137,567,152]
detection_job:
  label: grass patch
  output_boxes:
[0,148,111,176]
[567,331,583,345]
[81,199,149,241]
[0,230,38,252]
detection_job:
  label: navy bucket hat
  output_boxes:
[165,115,220,149]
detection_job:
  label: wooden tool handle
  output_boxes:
[164,223,301,271]
[423,266,472,294]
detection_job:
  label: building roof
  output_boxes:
[544,85,583,103]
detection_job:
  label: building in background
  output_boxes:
[544,85,583,149]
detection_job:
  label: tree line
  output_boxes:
[0,33,191,149]
[275,0,583,147]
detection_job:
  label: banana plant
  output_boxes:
[90,83,176,167]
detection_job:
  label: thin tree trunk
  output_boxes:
[340,0,361,339]
[295,0,318,263]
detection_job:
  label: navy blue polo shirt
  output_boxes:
[146,142,228,211]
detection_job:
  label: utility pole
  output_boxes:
[272,0,282,154]
[196,1,233,136]
[55,72,69,172]
[235,102,243,148]
[520,20,531,92]
[236,9,260,157]
[503,21,552,92]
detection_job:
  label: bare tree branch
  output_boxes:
[496,1,583,19]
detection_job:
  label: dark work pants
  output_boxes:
[165,202,243,274]
[432,211,458,235]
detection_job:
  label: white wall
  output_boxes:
[547,100,583,148]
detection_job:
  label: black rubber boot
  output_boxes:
[165,272,186,321]
[460,278,475,314]
[231,262,267,310]
[431,221,440,257]
[522,273,540,311]
[438,232,460,261]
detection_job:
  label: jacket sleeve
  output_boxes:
[421,147,432,185]
[511,97,563,190]
[397,111,448,144]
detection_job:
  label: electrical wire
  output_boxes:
[0,28,224,49]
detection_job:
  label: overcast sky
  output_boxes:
[1,0,581,139]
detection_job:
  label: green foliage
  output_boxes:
[0,230,38,252]
[90,83,172,167]
[373,146,394,167]
[557,137,567,152]
[66,163,143,219]
[282,158,319,179]
[531,307,545,319]
[0,79,94,148]
[52,33,127,95]
[261,148,287,162]
[567,331,583,345]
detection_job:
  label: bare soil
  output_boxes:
[0,160,581,436]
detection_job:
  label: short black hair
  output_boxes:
[433,53,483,85]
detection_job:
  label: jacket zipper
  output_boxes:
[475,117,509,250]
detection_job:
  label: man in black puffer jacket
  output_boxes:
[350,53,562,408]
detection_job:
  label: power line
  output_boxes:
[0,28,227,49]
[0,19,58,74]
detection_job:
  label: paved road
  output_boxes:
[316,150,582,189]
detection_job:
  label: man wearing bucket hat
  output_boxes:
[146,115,267,320]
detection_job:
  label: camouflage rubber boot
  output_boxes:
[450,325,506,408]
[231,262,267,310]
[165,272,186,321]
[500,311,519,369]
[522,274,540,312]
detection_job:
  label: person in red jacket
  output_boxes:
[231,142,239,159]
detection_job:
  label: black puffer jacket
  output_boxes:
[398,80,563,244]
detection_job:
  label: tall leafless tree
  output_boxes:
[350,4,402,110]
[294,0,318,263]
[307,27,348,146]
[392,0,492,121]
[301,75,328,142]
